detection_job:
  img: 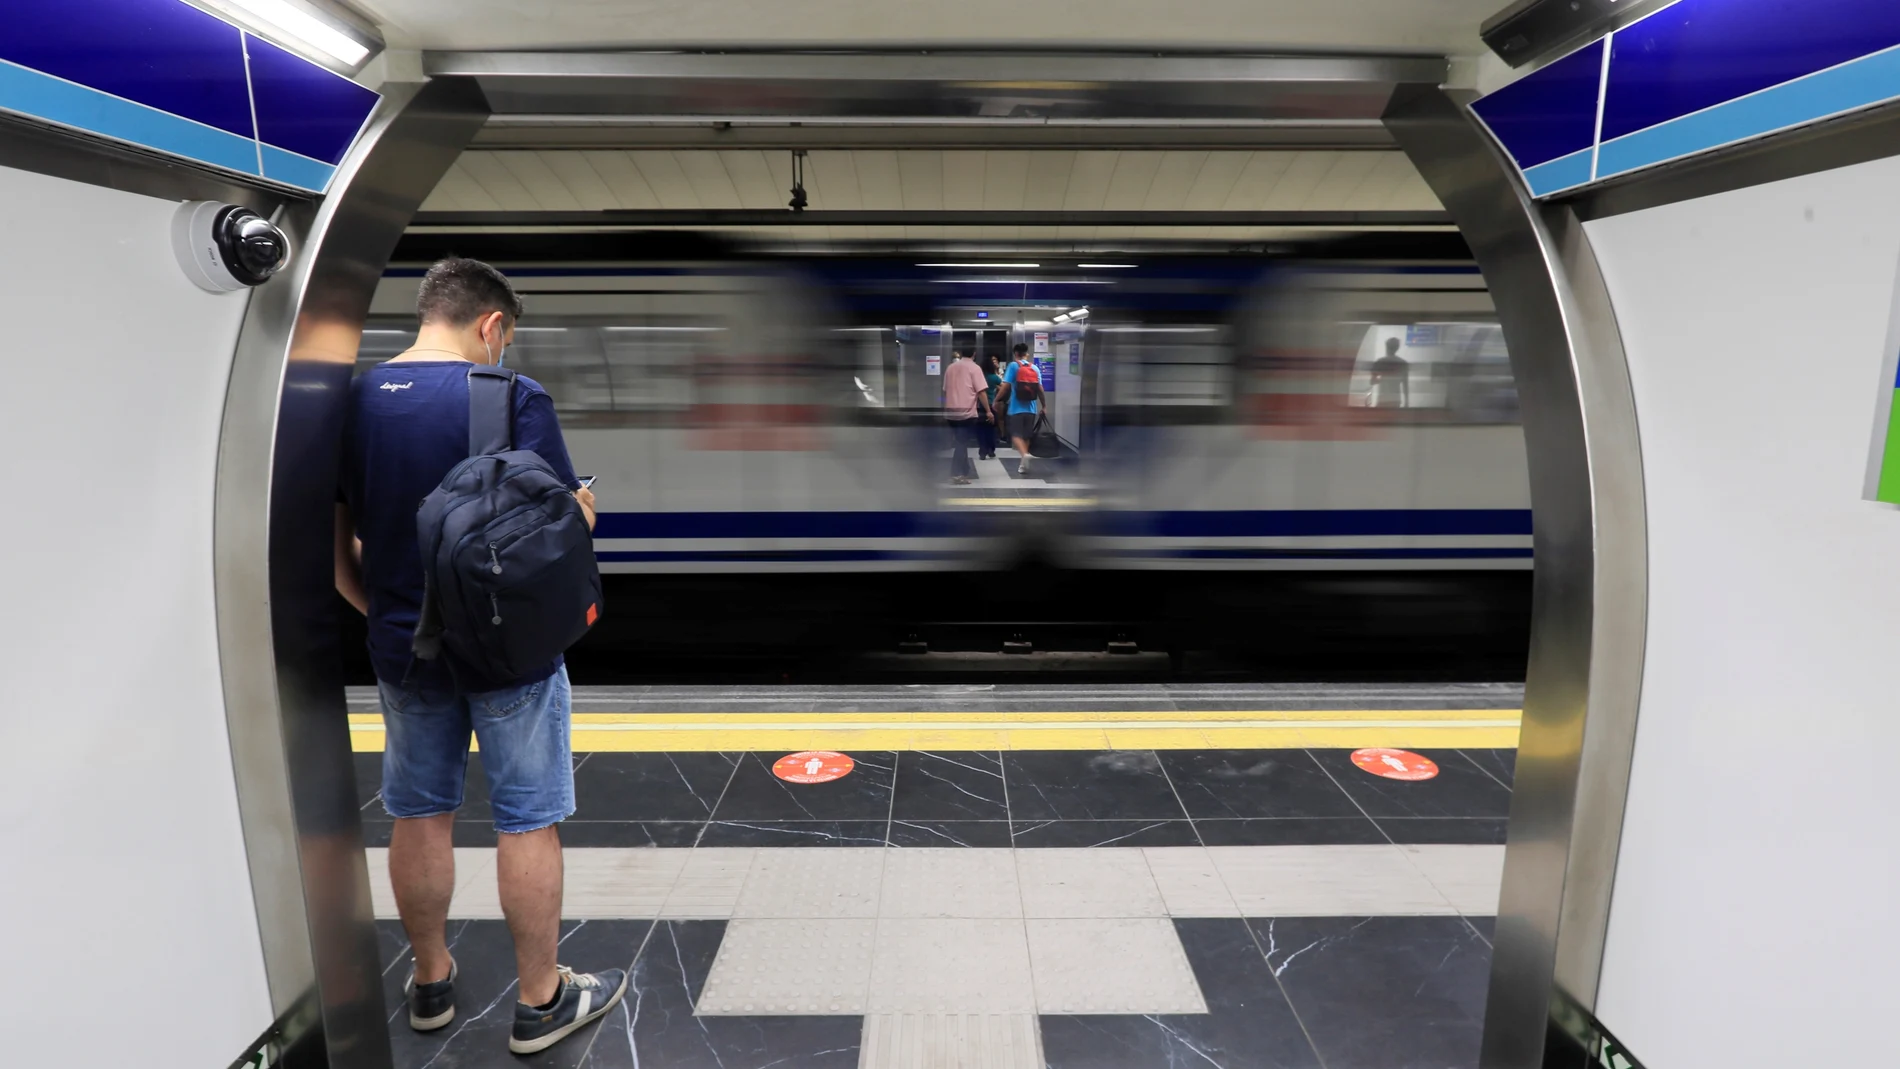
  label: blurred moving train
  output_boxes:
[346,237,1532,679]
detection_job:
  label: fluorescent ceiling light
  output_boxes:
[1098,327,1220,334]
[201,0,376,70]
[1076,263,1137,269]
[934,279,1117,285]
[917,262,1041,268]
[1067,307,1090,319]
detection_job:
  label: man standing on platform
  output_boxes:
[942,347,991,484]
[334,257,624,1055]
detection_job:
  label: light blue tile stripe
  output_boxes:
[1597,43,1900,180]
[0,57,260,176]
[259,143,335,192]
[1523,148,1596,197]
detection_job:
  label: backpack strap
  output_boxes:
[467,365,517,455]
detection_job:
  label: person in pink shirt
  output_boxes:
[941,348,992,484]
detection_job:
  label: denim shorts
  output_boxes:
[377,666,575,834]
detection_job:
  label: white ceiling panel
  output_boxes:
[416,148,1447,241]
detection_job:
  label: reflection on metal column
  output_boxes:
[214,77,489,1067]
[1384,87,1648,1067]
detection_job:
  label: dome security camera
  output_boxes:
[172,201,291,293]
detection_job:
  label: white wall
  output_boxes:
[0,168,271,1061]
[1586,157,1900,1066]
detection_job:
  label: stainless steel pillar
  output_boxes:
[1384,86,1649,1068]
[213,76,490,1067]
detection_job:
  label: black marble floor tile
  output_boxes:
[1465,916,1496,946]
[572,752,738,822]
[1003,750,1191,821]
[1253,916,1492,1069]
[1310,748,1514,820]
[890,751,1008,820]
[1161,750,1364,819]
[556,821,706,848]
[584,920,860,1069]
[1011,819,1200,848]
[1042,918,1320,1069]
[1462,749,1518,789]
[709,751,895,822]
[1194,816,1388,847]
[381,918,652,1068]
[886,819,1014,848]
[697,820,891,847]
[1375,817,1510,845]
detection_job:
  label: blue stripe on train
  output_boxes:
[1107,547,1534,561]
[593,509,1534,540]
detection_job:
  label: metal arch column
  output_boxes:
[1383,87,1648,1067]
[213,77,489,1066]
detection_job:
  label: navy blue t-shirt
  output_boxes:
[340,360,580,697]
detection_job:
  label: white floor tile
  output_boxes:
[858,1013,1043,1069]
[660,847,755,918]
[733,847,887,919]
[1016,848,1168,918]
[562,847,688,919]
[1209,844,1457,916]
[1025,918,1208,1014]
[1142,847,1241,917]
[881,848,1022,918]
[698,918,877,1015]
[1399,844,1507,915]
[367,847,502,920]
[869,918,1037,1014]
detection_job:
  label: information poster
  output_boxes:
[1033,355,1055,390]
[1033,332,1050,353]
[1068,340,1081,374]
[925,354,941,376]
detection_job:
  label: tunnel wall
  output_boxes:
[1584,157,1900,1063]
[0,165,272,1061]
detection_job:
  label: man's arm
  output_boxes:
[334,503,367,615]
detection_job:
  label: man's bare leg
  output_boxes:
[499,824,564,1006]
[389,813,456,983]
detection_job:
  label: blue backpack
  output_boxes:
[411,366,602,692]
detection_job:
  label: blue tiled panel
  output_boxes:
[246,33,379,167]
[1473,39,1606,170]
[1598,43,1900,178]
[1522,148,1595,197]
[1604,0,1900,141]
[0,0,253,139]
[0,57,261,174]
[259,142,335,191]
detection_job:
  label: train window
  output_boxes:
[1095,326,1235,411]
[1344,322,1520,424]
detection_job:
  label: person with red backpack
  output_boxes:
[997,343,1046,478]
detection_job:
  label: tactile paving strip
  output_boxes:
[733,847,887,918]
[1015,849,1168,918]
[880,848,1022,918]
[1026,918,1208,1014]
[858,1013,1043,1069]
[868,919,1037,1014]
[697,918,877,1015]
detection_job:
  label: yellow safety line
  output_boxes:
[346,708,1522,753]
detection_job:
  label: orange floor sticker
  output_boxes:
[773,750,855,784]
[1351,748,1439,781]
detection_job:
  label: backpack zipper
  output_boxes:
[488,543,503,575]
[490,593,502,626]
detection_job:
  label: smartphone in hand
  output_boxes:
[577,475,598,489]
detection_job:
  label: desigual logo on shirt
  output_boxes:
[380,381,413,392]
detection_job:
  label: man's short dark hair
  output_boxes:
[1012,342,1028,355]
[416,257,523,327]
